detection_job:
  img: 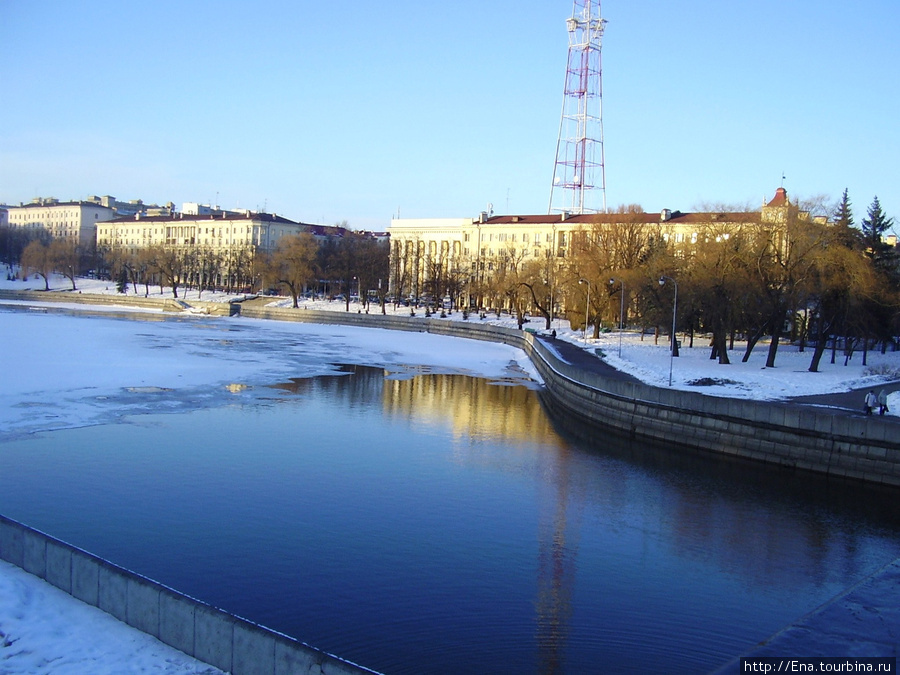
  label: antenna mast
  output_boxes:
[549,0,607,214]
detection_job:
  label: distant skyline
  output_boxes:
[2,0,897,231]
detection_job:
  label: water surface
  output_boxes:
[2,352,899,674]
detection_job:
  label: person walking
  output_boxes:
[865,390,878,415]
[877,390,889,416]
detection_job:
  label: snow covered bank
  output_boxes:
[0,560,223,674]
[3,267,898,406]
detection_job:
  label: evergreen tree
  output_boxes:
[833,188,853,227]
[832,188,860,249]
[116,267,128,294]
[861,196,894,263]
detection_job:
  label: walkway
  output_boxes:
[712,557,900,672]
[539,334,642,383]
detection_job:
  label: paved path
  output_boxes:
[538,334,643,383]
[712,557,900,673]
[788,383,900,418]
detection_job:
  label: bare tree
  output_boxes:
[268,233,319,308]
[21,240,53,290]
[148,245,186,298]
[49,239,81,291]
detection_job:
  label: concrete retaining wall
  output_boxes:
[239,305,526,346]
[522,331,900,486]
[0,288,181,312]
[0,515,380,675]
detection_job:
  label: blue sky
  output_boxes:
[2,0,898,231]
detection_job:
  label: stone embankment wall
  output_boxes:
[524,336,899,486]
[240,306,900,487]
[0,289,184,312]
[0,514,379,675]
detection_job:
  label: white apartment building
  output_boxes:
[96,211,310,257]
[5,199,115,247]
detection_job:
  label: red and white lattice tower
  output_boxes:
[549,0,607,214]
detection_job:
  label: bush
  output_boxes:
[864,364,900,379]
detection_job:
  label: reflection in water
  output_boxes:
[275,366,578,669]
[542,390,900,595]
[536,444,578,675]
[267,366,900,673]
[274,364,562,446]
[1,363,899,674]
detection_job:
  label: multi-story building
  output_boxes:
[4,199,116,248]
[85,195,175,218]
[387,188,816,304]
[96,210,312,257]
[96,210,364,292]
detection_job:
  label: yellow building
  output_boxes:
[387,188,803,304]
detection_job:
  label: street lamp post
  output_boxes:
[578,278,591,340]
[609,277,625,358]
[658,276,678,386]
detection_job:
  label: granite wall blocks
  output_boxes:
[98,562,129,622]
[22,530,47,579]
[159,590,196,657]
[71,550,100,605]
[0,518,24,567]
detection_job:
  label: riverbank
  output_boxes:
[3,269,899,407]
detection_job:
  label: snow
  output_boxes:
[1,268,899,672]
[0,560,223,674]
[5,270,900,404]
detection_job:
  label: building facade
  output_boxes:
[387,188,815,306]
[96,211,310,257]
[5,199,116,247]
